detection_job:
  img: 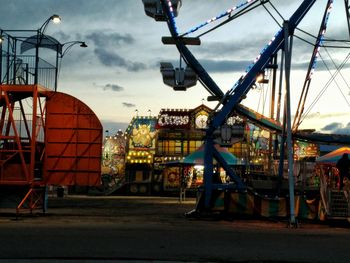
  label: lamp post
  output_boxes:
[55,41,88,91]
[1,16,86,91]
[34,14,61,85]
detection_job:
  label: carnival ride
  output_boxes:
[0,19,102,213]
[143,0,350,224]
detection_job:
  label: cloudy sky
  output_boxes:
[2,0,350,135]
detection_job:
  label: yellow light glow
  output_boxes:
[52,15,61,24]
[256,73,264,83]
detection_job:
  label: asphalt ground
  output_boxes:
[0,195,350,263]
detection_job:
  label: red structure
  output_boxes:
[0,84,102,212]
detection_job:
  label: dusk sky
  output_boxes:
[2,0,350,135]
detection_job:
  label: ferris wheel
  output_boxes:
[142,0,350,223]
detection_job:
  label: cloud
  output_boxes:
[321,122,350,135]
[304,112,350,120]
[201,59,253,73]
[321,122,343,131]
[101,120,129,134]
[84,31,145,71]
[94,48,147,72]
[122,102,136,108]
[199,40,267,60]
[103,84,124,92]
[53,31,71,42]
[86,32,134,48]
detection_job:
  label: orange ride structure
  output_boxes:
[0,20,102,213]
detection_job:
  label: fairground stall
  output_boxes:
[125,115,158,194]
[316,147,350,219]
[99,130,127,194]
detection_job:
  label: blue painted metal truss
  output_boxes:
[160,0,317,208]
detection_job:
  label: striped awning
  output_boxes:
[316,147,350,164]
[183,144,241,165]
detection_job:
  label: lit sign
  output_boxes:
[294,141,318,160]
[157,110,191,129]
[126,117,157,150]
[158,114,189,126]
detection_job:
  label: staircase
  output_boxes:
[329,190,349,218]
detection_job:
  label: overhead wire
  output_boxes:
[196,1,267,38]
[222,0,283,116]
[262,1,283,27]
[323,46,350,92]
[296,28,350,48]
[180,0,262,37]
[266,0,284,21]
[300,51,350,124]
[319,52,350,107]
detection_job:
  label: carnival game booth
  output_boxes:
[316,147,350,219]
[155,105,210,194]
[125,116,158,195]
[164,143,244,196]
[99,130,127,195]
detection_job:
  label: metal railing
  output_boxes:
[1,50,56,90]
[0,106,45,145]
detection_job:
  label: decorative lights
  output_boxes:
[166,0,179,35]
[158,113,189,126]
[182,0,258,36]
[244,29,281,76]
[308,0,333,80]
[126,150,153,163]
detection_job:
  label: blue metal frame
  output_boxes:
[293,0,334,131]
[160,0,317,208]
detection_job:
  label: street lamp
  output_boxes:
[39,14,61,35]
[60,41,87,58]
[55,41,88,91]
[34,14,61,84]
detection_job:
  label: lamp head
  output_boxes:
[79,42,88,48]
[51,14,61,24]
[0,36,4,44]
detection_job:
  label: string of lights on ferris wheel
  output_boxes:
[225,28,282,97]
[180,0,259,37]
[164,0,334,102]
[163,0,277,97]
[165,0,179,35]
[308,0,333,80]
[230,0,334,96]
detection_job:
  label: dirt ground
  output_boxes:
[0,195,350,263]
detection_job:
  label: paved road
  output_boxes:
[0,196,350,262]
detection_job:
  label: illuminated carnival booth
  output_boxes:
[125,116,158,194]
[315,147,350,219]
[100,130,127,194]
[154,105,210,193]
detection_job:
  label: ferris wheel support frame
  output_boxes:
[159,0,317,213]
